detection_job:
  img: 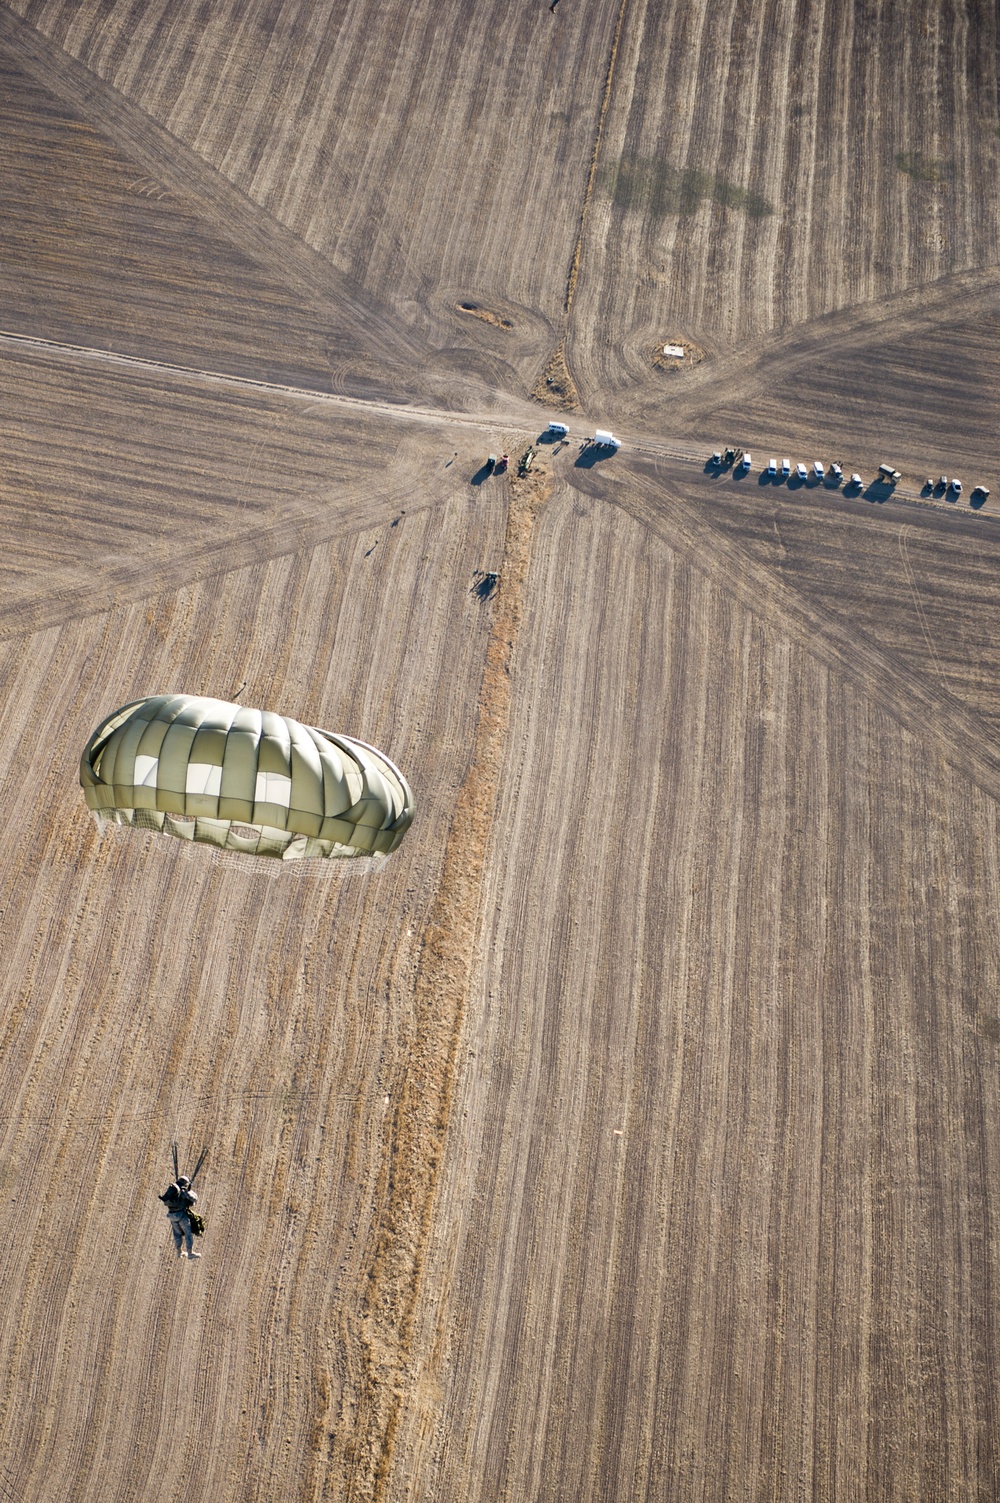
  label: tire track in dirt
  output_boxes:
[0,330,536,432]
[5,0,617,401]
[604,458,1000,805]
[0,486,420,643]
[0,489,502,1501]
[0,5,427,385]
[658,266,1000,429]
[340,462,552,1501]
[565,0,1000,406]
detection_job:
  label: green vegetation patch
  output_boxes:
[895,150,954,184]
[605,157,773,220]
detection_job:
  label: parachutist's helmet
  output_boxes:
[177,1176,191,1188]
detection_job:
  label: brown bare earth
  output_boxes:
[532,343,581,411]
[456,303,514,332]
[2,3,1000,1502]
[651,336,705,372]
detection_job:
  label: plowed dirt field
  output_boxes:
[2,3,1000,1501]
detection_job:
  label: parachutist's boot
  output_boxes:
[188,1250,201,1258]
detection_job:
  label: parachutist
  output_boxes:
[160,1143,208,1258]
[159,1176,200,1259]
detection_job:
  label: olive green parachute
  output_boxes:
[80,695,414,860]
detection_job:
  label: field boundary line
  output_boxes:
[611,460,1000,804]
[564,0,630,313]
[342,464,552,1499]
[0,6,427,372]
[3,329,989,525]
[664,266,1000,418]
[0,484,427,643]
[0,329,543,433]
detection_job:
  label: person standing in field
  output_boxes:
[159,1175,201,1259]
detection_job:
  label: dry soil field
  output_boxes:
[2,2,1000,1501]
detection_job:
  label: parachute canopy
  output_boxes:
[80,694,414,860]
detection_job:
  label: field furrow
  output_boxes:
[3,0,618,390]
[0,6,429,399]
[397,485,1000,1500]
[0,487,504,1502]
[568,0,1000,404]
[2,3,1000,1499]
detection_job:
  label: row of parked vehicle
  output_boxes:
[545,421,622,451]
[710,449,990,505]
[923,475,991,504]
[710,449,862,487]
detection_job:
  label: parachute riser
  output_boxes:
[169,1142,207,1185]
